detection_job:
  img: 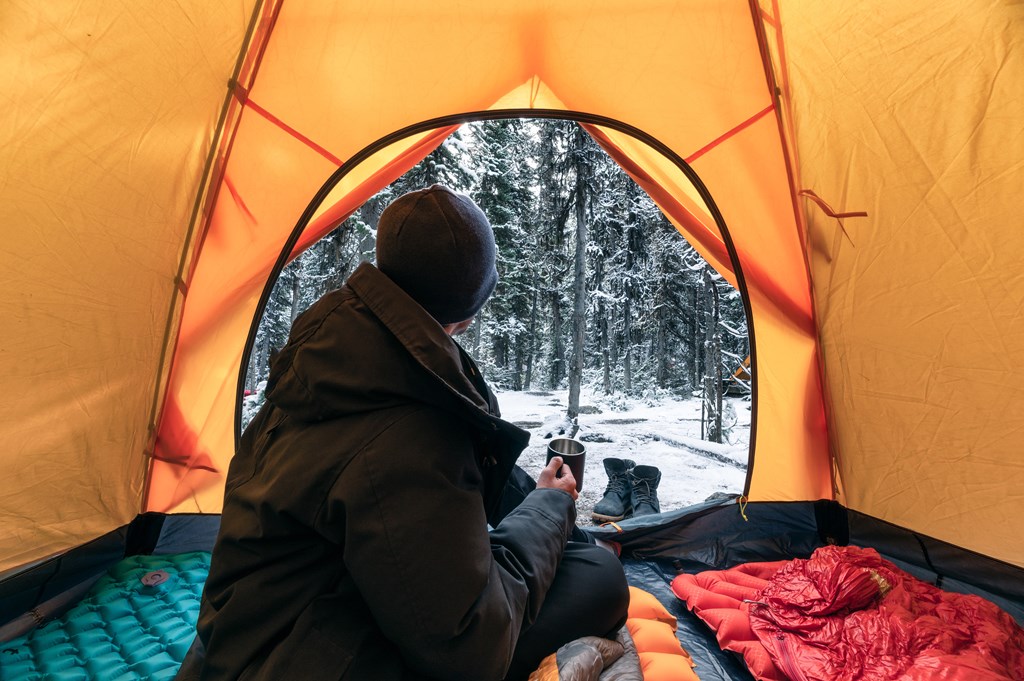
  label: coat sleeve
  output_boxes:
[317,407,576,681]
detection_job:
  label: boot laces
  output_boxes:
[604,475,629,496]
[633,478,656,506]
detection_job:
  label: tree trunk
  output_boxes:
[289,272,302,325]
[513,335,524,391]
[701,268,723,443]
[654,295,668,388]
[622,298,633,393]
[246,336,261,392]
[549,290,563,389]
[473,307,483,357]
[493,335,507,369]
[248,332,271,391]
[524,283,538,390]
[600,300,612,394]
[331,230,348,290]
[567,182,587,419]
[691,284,701,390]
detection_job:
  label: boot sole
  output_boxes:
[592,511,629,522]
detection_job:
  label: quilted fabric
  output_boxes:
[625,587,699,681]
[672,547,1024,681]
[671,561,788,681]
[749,546,1024,681]
[529,586,700,681]
[0,552,210,681]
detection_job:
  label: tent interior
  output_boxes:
[2,1,1022,679]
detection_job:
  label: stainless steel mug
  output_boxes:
[546,438,586,492]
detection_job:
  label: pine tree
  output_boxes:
[471,120,534,389]
[566,125,599,419]
[530,120,574,390]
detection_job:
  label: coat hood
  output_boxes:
[264,263,509,434]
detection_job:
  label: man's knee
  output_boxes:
[504,543,628,680]
[562,542,629,633]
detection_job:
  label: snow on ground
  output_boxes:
[495,387,751,526]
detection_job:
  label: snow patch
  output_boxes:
[497,386,750,526]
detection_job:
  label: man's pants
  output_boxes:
[504,541,629,681]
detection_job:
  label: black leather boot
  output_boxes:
[629,465,662,517]
[591,458,636,522]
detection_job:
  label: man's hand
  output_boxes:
[537,456,578,500]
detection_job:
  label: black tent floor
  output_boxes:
[3,502,1022,680]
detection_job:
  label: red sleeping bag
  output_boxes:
[671,545,1024,681]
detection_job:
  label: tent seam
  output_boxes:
[141,0,280,512]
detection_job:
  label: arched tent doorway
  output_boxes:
[232,113,760,512]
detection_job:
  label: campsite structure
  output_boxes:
[2,1,1022,679]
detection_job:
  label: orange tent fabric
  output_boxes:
[1,0,1022,574]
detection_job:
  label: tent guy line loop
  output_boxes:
[798,189,868,219]
[798,189,867,246]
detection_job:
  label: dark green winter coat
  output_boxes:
[195,263,577,681]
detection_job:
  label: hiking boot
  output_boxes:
[591,458,636,522]
[629,465,662,517]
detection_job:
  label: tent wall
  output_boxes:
[0,1,259,573]
[776,1,1024,566]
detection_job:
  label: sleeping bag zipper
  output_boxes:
[774,630,807,681]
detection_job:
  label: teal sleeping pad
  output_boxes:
[0,552,210,681]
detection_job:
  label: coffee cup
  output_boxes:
[546,438,586,492]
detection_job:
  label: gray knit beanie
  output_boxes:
[375,185,498,324]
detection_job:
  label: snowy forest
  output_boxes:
[243,119,750,446]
